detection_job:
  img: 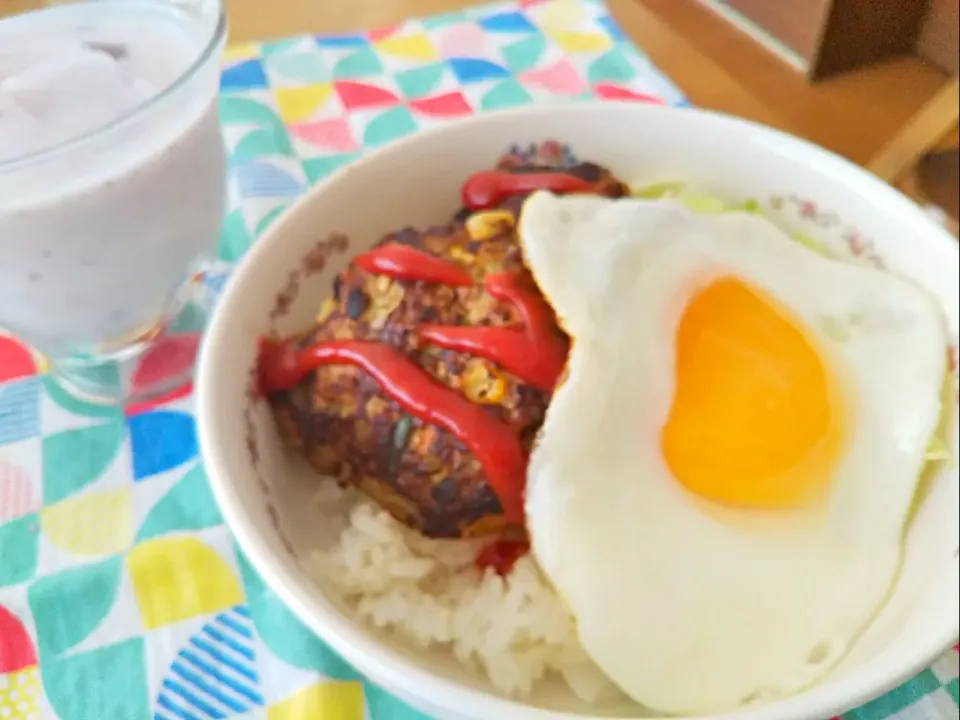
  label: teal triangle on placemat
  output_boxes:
[395,62,448,98]
[301,153,362,184]
[0,514,39,587]
[42,639,148,719]
[260,38,306,55]
[42,374,123,419]
[587,47,637,84]
[501,34,547,73]
[236,547,361,680]
[362,106,419,147]
[420,12,467,30]
[230,126,296,165]
[265,51,330,84]
[218,208,253,261]
[846,669,944,719]
[332,46,384,79]
[421,10,468,29]
[136,464,223,542]
[29,556,124,658]
[219,95,286,127]
[42,420,125,504]
[255,204,290,236]
[167,302,207,335]
[363,680,433,719]
[480,78,533,110]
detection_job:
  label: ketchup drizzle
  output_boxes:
[354,244,473,286]
[461,170,594,211]
[419,272,567,392]
[259,338,526,525]
[476,539,531,577]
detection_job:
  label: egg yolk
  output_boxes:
[661,277,844,509]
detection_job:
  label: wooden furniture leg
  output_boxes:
[867,78,959,184]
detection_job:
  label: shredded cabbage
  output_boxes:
[925,436,953,463]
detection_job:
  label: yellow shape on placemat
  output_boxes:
[548,29,612,53]
[222,42,261,63]
[268,681,365,720]
[128,537,244,629]
[0,666,41,719]
[41,487,134,557]
[536,0,587,31]
[374,34,439,61]
[33,351,50,374]
[274,84,335,124]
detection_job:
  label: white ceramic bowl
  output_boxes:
[196,102,960,720]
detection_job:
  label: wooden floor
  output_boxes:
[3,0,951,170]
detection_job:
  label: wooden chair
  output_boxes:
[867,78,960,235]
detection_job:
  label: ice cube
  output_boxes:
[126,77,158,108]
[2,45,126,117]
[0,96,45,163]
[83,40,129,61]
[0,45,130,148]
[0,36,84,82]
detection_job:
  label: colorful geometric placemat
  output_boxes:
[0,0,956,718]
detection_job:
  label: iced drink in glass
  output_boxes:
[0,0,227,403]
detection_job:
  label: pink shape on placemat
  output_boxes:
[0,604,37,674]
[290,118,359,152]
[519,59,587,95]
[0,460,36,523]
[409,92,472,118]
[437,23,488,58]
[593,83,667,104]
[367,22,403,42]
[517,0,551,6]
[335,80,401,110]
[0,336,36,384]
[130,333,200,397]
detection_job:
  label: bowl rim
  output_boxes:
[197,101,960,720]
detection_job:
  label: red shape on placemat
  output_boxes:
[593,83,667,104]
[0,604,37,674]
[0,460,36,523]
[126,381,194,416]
[0,336,36,384]
[409,92,472,118]
[290,118,359,152]
[519,60,587,95]
[334,81,401,111]
[130,333,200,397]
[367,22,403,41]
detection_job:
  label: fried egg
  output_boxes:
[518,192,949,714]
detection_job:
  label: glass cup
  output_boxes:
[0,0,227,404]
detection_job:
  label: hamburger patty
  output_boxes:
[266,148,629,539]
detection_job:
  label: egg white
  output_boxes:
[519,192,948,714]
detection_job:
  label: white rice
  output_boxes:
[304,482,623,703]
